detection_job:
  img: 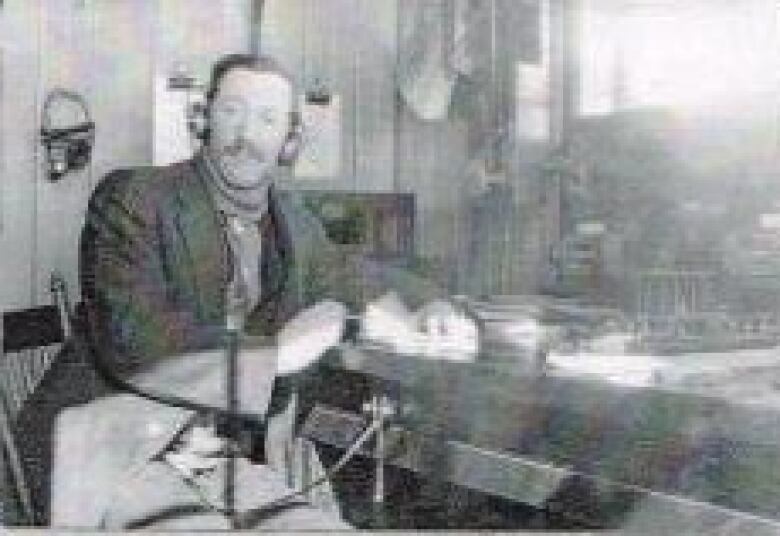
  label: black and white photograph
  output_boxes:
[1,0,780,532]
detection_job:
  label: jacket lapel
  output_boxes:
[168,158,230,326]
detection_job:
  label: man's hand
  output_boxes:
[127,302,346,417]
[362,292,479,359]
[276,300,347,375]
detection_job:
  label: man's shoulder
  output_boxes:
[96,160,196,197]
[88,159,203,218]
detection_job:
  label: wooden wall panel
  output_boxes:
[262,0,544,291]
[91,1,156,171]
[258,0,304,78]
[1,0,252,312]
[34,0,102,305]
[265,0,398,192]
[0,1,41,310]
[264,0,473,271]
[395,0,477,281]
[1,0,547,314]
[153,0,251,82]
[304,0,359,189]
[352,0,397,193]
[33,0,159,305]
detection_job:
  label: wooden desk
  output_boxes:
[300,344,780,530]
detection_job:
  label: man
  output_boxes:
[57,53,470,530]
[58,55,472,529]
[57,54,359,530]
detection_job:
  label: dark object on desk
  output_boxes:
[305,346,780,531]
[3,306,64,353]
[1,305,67,524]
[298,192,415,260]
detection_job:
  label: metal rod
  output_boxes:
[224,329,239,527]
[251,0,265,53]
[50,272,72,340]
[489,0,499,172]
[372,394,385,505]
[352,33,359,190]
[0,394,34,524]
[392,0,401,194]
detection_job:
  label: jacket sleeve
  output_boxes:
[80,170,225,378]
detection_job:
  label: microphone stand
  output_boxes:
[224,327,240,528]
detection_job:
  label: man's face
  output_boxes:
[207,68,293,188]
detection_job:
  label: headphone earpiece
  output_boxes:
[195,99,302,165]
[277,111,303,167]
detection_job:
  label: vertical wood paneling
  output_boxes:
[33,0,160,305]
[306,0,358,188]
[154,0,251,82]
[1,0,252,312]
[257,0,304,75]
[92,0,156,170]
[34,0,100,304]
[1,0,547,314]
[268,0,398,192]
[353,0,397,193]
[1,1,41,310]
[396,0,472,269]
[0,5,4,235]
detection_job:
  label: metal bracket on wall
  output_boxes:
[251,0,265,53]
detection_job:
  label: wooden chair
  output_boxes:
[0,273,72,524]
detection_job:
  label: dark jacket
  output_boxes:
[80,154,354,377]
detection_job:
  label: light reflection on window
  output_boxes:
[579,1,780,115]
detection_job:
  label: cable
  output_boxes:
[72,299,406,528]
[137,416,385,529]
[234,417,383,529]
[224,328,239,527]
[73,308,399,526]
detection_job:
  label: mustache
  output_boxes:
[218,159,274,191]
[220,137,267,162]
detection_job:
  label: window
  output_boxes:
[579,0,780,115]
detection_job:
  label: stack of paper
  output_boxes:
[361,293,478,360]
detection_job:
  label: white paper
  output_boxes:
[153,75,203,166]
[294,95,342,178]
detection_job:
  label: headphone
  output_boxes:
[40,88,95,182]
[187,100,303,167]
[277,110,303,166]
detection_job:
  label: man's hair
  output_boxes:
[200,54,298,143]
[205,53,296,106]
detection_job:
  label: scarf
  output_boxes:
[200,149,272,220]
[199,150,267,327]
